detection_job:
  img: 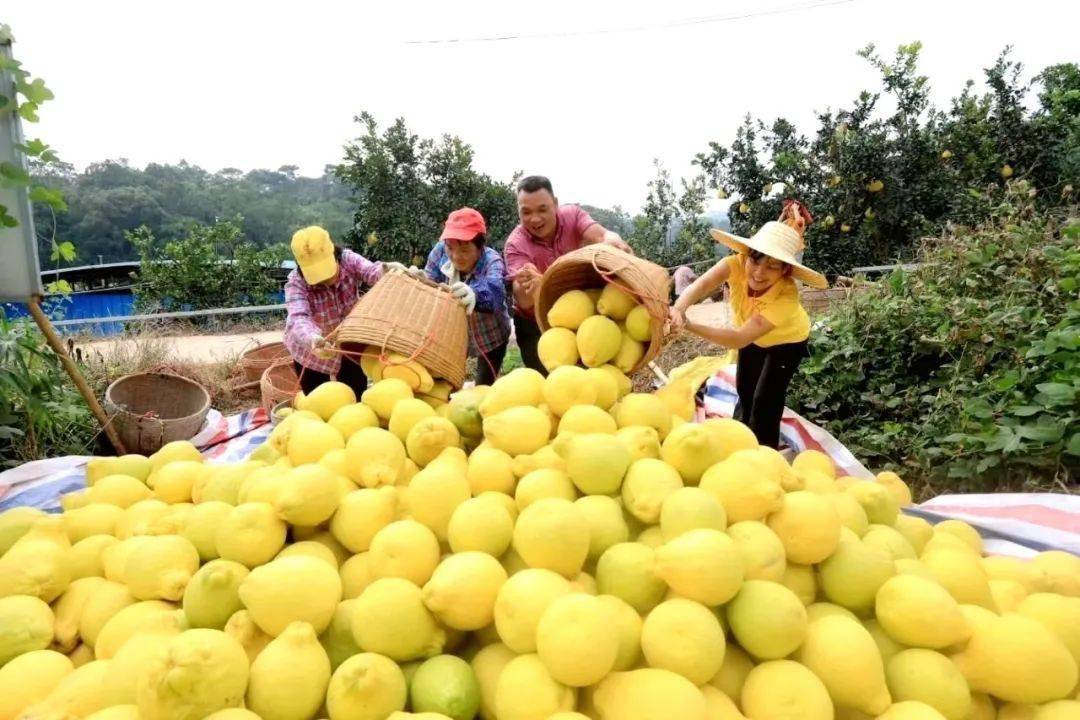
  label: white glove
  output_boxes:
[382,262,408,275]
[450,281,476,314]
[406,265,427,280]
[310,334,334,359]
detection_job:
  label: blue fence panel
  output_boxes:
[2,292,134,336]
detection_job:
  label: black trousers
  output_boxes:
[734,340,808,449]
[293,358,368,398]
[474,341,509,387]
[513,314,546,375]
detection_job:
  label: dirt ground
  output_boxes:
[84,330,283,365]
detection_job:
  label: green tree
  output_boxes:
[628,160,715,268]
[335,112,518,264]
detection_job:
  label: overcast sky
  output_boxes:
[5,0,1078,213]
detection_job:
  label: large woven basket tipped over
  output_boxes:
[537,245,672,374]
[104,373,211,454]
[336,271,469,388]
[238,341,290,382]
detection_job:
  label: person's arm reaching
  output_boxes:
[685,314,772,350]
[668,258,733,331]
[342,249,383,286]
[582,222,633,254]
[284,273,330,356]
[505,240,541,311]
[471,253,507,313]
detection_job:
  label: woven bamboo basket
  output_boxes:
[104,373,210,454]
[336,272,469,388]
[238,341,290,382]
[536,245,672,374]
[260,360,300,414]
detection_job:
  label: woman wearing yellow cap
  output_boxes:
[668,201,827,448]
[284,226,383,396]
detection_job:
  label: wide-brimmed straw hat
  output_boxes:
[710,221,828,289]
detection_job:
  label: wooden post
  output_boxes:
[26,295,126,455]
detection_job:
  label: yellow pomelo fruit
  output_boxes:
[827,491,870,537]
[326,652,407,720]
[62,503,123,544]
[701,686,747,720]
[876,471,913,507]
[380,353,435,394]
[1032,551,1080,596]
[276,463,342,526]
[862,617,903,665]
[640,598,725,685]
[352,577,445,661]
[466,445,515,495]
[921,549,996,610]
[512,444,566,479]
[239,556,342,636]
[615,425,661,462]
[543,365,597,416]
[405,461,470,542]
[405,417,461,468]
[78,579,138,648]
[0,648,74,719]
[585,367,619,410]
[512,498,590,579]
[728,580,808,659]
[576,315,622,368]
[85,475,153,509]
[596,284,637,321]
[990,579,1029,612]
[660,486,727,541]
[361,378,413,421]
[538,327,580,371]
[340,554,374,600]
[654,528,744,606]
[593,668,707,720]
[624,304,652,342]
[223,609,271,664]
[388,398,437,443]
[330,486,398,553]
[345,427,407,488]
[237,466,287,506]
[301,381,358,420]
[422,552,508,631]
[554,432,630,495]
[997,704,1038,720]
[179,501,230,562]
[479,368,545,418]
[596,594,643,672]
[328,402,380,441]
[743,660,833,720]
[653,380,696,423]
[558,404,618,435]
[123,534,199,601]
[147,459,202,504]
[699,418,757,458]
[286,420,345,467]
[596,542,666,613]
[494,568,574,654]
[798,614,892,715]
[819,538,895,613]
[707,644,753,705]
[621,458,683,524]
[1034,701,1080,720]
[893,515,934,554]
[95,600,181,660]
[51,576,106,652]
[483,406,551,457]
[791,449,835,479]
[875,574,971,649]
[599,364,633,399]
[575,495,630,561]
[725,520,785,582]
[369,519,441,586]
[471,643,516,720]
[0,594,54,665]
[20,658,111,720]
[847,482,899,525]
[982,556,1047,593]
[614,394,671,441]
[954,612,1078,704]
[447,497,514,557]
[0,506,45,557]
[612,332,645,374]
[548,290,596,330]
[148,440,203,474]
[885,648,971,720]
[515,468,576,510]
[495,654,576,720]
[863,524,918,561]
[246,621,331,720]
[923,531,980,558]
[319,598,362,671]
[1016,593,1080,666]
[755,447,802,491]
[69,534,117,581]
[700,452,784,523]
[800,470,838,494]
[135,629,249,720]
[659,424,720,485]
[767,490,842,565]
[182,559,249,630]
[215,502,287,568]
[535,593,618,687]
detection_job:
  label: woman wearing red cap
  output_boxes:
[423,208,512,385]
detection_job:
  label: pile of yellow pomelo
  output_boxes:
[1,365,1079,720]
[538,285,653,374]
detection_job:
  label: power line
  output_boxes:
[405,0,857,45]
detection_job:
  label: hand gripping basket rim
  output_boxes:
[335,271,469,389]
[536,245,671,374]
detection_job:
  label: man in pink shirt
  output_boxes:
[504,175,632,373]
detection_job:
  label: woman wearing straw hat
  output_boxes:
[668,201,826,448]
[422,207,512,386]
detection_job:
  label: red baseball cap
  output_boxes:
[440,207,487,242]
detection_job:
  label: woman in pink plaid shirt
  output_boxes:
[284,226,383,397]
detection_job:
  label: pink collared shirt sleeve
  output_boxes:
[341,249,383,286]
[503,227,533,276]
[569,205,598,237]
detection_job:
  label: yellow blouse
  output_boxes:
[724,254,810,347]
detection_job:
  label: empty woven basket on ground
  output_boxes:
[537,245,672,374]
[336,271,469,388]
[261,360,300,414]
[104,373,211,454]
[238,341,290,382]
